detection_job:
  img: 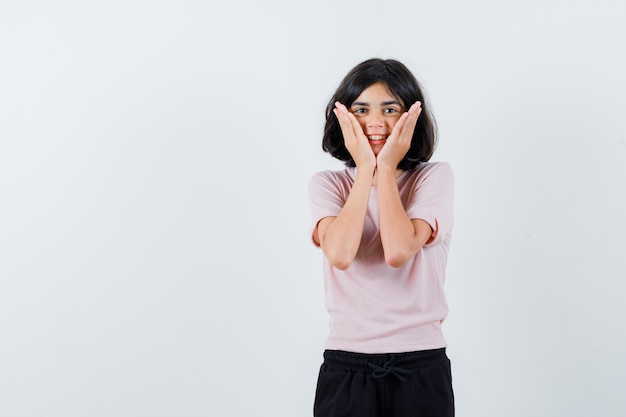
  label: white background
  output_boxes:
[1,1,625,416]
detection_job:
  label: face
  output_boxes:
[349,82,405,155]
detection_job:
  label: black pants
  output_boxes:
[313,348,454,417]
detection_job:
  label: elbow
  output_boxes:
[325,250,354,271]
[384,254,409,268]
[384,248,417,268]
[332,260,352,270]
[329,255,353,271]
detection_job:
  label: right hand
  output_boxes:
[333,102,376,172]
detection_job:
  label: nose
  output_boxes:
[365,113,384,129]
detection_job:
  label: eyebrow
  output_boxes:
[351,100,403,107]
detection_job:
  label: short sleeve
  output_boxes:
[307,171,349,246]
[405,162,455,247]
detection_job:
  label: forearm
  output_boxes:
[321,169,373,269]
[377,167,423,267]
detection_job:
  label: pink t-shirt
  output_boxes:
[308,162,454,354]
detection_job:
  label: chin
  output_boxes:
[370,144,385,155]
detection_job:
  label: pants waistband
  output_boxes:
[323,348,447,373]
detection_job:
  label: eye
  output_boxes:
[351,107,368,116]
[383,107,402,115]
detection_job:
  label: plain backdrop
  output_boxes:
[1,1,625,416]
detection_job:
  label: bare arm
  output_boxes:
[314,168,373,270]
[376,101,433,267]
[314,102,376,270]
[377,167,433,267]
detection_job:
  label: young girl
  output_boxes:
[308,58,455,417]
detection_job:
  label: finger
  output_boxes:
[396,101,422,139]
[346,111,366,139]
[334,101,353,121]
[335,102,368,145]
[389,111,410,140]
[407,101,422,120]
[406,101,422,124]
[333,103,356,139]
[334,102,356,133]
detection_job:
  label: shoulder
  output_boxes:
[406,161,454,183]
[416,161,453,175]
[308,168,355,189]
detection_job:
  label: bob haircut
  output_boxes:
[322,58,437,170]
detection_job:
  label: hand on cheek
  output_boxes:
[377,101,422,169]
[334,102,376,171]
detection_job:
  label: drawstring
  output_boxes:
[367,355,415,385]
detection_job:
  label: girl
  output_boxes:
[308,58,455,417]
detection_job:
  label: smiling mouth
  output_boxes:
[368,135,388,141]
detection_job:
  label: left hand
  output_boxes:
[376,101,422,169]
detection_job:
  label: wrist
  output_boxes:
[376,164,398,176]
[355,165,375,179]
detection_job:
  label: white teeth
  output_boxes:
[368,135,386,141]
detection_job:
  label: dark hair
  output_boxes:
[322,58,437,170]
